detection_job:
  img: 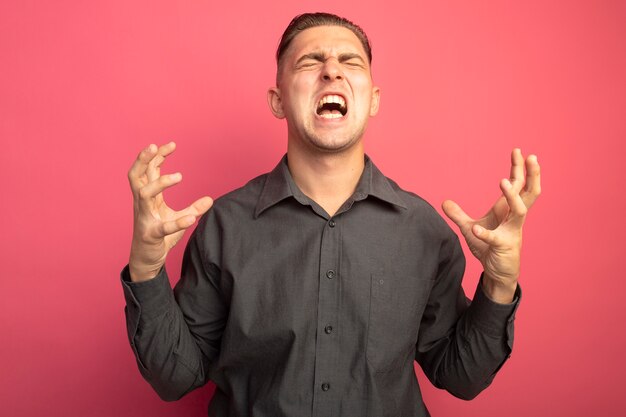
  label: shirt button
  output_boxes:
[321,383,330,391]
[324,325,333,334]
[326,270,335,279]
[329,219,336,228]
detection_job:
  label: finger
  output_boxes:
[489,195,510,225]
[521,154,541,209]
[442,200,474,234]
[147,142,177,183]
[175,196,214,219]
[137,172,183,205]
[508,148,525,192]
[158,214,198,237]
[128,144,158,190]
[500,178,528,224]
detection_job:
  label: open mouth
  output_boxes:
[316,94,347,119]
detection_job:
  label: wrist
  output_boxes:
[129,241,166,282]
[128,258,161,282]
[481,273,517,304]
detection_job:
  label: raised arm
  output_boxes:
[123,143,223,400]
[416,149,541,400]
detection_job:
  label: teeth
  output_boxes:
[319,113,343,119]
[317,94,346,110]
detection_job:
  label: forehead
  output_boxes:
[286,25,368,61]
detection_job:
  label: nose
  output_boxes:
[321,58,343,81]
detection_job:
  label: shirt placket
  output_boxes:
[312,216,341,417]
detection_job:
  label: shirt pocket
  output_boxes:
[366,273,431,372]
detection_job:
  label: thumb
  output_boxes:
[471,224,500,246]
[442,200,472,230]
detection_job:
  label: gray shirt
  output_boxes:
[121,155,519,417]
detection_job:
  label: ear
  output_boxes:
[369,86,381,116]
[267,87,285,119]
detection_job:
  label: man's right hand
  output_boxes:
[127,142,213,282]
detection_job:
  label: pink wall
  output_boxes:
[2,1,625,416]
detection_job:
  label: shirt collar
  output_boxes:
[254,154,407,218]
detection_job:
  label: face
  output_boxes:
[268,25,380,153]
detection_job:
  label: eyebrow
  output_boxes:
[295,52,367,65]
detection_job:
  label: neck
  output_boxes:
[287,142,365,217]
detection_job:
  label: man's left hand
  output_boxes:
[442,148,541,303]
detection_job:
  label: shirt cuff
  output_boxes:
[468,274,521,338]
[120,265,176,321]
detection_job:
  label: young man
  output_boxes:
[122,13,541,417]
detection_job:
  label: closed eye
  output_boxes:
[297,61,321,69]
[296,53,325,68]
[344,60,364,68]
[339,53,366,68]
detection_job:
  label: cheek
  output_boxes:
[293,76,316,94]
[350,75,375,108]
[285,82,315,114]
[357,92,374,114]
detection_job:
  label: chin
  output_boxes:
[290,121,367,154]
[306,135,362,154]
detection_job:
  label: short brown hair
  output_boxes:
[276,13,372,70]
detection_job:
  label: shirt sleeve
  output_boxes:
[121,216,227,401]
[414,233,521,400]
